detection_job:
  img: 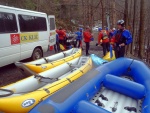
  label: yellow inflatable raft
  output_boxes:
[15,48,82,75]
[103,50,116,61]
[0,56,92,113]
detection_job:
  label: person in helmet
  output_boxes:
[98,27,102,32]
[109,28,116,48]
[75,28,83,48]
[105,27,109,31]
[109,28,116,38]
[111,20,132,58]
[97,27,110,56]
[54,31,60,53]
[112,28,116,31]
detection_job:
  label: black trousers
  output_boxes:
[85,42,90,55]
[75,39,82,48]
[59,39,65,46]
[114,46,125,58]
[54,42,60,53]
[102,42,110,56]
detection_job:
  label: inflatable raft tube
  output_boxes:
[0,56,92,113]
[90,54,108,67]
[15,48,82,75]
[103,74,145,99]
[29,58,150,113]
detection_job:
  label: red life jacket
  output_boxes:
[83,31,92,42]
[58,30,66,40]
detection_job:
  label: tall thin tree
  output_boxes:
[138,0,146,59]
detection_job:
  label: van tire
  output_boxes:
[31,48,43,60]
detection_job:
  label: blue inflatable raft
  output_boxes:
[90,54,108,67]
[29,58,150,113]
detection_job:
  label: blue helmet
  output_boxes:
[98,27,102,31]
[106,27,108,30]
[79,28,83,31]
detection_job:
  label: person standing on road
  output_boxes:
[97,27,110,56]
[111,20,132,58]
[54,31,60,53]
[83,26,92,56]
[75,28,83,48]
[57,27,66,47]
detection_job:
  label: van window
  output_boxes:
[18,15,47,32]
[50,18,55,30]
[0,12,18,33]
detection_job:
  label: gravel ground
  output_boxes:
[0,31,103,87]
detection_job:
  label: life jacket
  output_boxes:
[102,30,108,40]
[58,30,65,40]
[115,29,126,45]
[75,31,82,40]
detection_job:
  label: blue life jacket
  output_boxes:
[110,30,116,38]
[75,31,82,40]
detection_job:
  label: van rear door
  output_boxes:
[48,15,56,46]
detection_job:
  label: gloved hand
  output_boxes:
[90,37,94,41]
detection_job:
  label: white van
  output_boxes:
[0,5,56,67]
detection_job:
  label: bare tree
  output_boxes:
[138,0,146,59]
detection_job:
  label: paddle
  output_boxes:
[110,44,113,58]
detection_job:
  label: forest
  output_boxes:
[0,0,149,65]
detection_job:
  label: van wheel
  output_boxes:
[31,48,43,60]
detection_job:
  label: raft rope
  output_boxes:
[43,57,49,63]
[0,89,14,97]
[34,74,58,83]
[127,59,134,72]
[66,62,72,67]
[62,52,67,57]
[66,78,72,83]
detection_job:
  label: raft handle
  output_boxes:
[110,102,118,112]
[124,106,137,112]
[100,94,108,101]
[95,99,105,107]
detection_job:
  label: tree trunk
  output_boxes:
[131,0,136,55]
[81,0,86,27]
[112,0,116,28]
[100,0,105,29]
[128,0,133,55]
[124,0,128,28]
[138,0,145,59]
[124,0,129,55]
